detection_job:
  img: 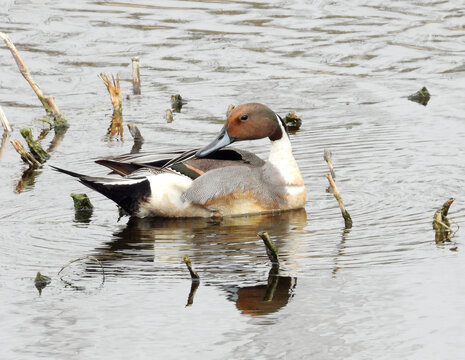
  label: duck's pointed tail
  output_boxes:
[51,166,151,215]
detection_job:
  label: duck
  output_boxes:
[52,103,306,218]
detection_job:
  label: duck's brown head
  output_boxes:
[196,103,285,157]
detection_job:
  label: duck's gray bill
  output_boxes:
[195,126,235,157]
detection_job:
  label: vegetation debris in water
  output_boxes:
[258,231,280,267]
[20,127,50,163]
[171,94,185,112]
[35,272,51,295]
[408,86,431,106]
[99,73,123,140]
[0,106,12,132]
[284,111,302,132]
[432,198,456,244]
[226,104,235,116]
[70,193,94,211]
[166,109,174,123]
[132,57,141,95]
[183,256,200,282]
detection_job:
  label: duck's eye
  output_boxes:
[240,114,248,121]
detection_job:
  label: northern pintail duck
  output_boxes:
[53,103,306,218]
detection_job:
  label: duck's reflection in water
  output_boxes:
[93,209,307,315]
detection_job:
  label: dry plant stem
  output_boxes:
[0,106,12,132]
[166,109,173,123]
[0,32,61,117]
[323,148,336,179]
[10,140,41,168]
[127,123,144,142]
[0,132,9,160]
[258,231,280,266]
[183,256,200,282]
[326,173,353,228]
[99,73,122,114]
[433,198,455,243]
[226,104,235,116]
[132,57,141,95]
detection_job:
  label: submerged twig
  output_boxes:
[0,106,12,132]
[326,173,352,228]
[132,57,141,95]
[0,32,62,117]
[183,256,200,282]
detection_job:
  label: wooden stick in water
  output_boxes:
[258,231,280,266]
[326,173,352,228]
[0,32,62,117]
[0,106,12,132]
[10,140,41,168]
[324,148,336,179]
[132,57,141,95]
[183,256,200,282]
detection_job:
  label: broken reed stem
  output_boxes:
[0,32,62,117]
[20,127,50,163]
[326,173,353,228]
[132,57,141,95]
[183,256,200,282]
[323,148,336,179]
[10,140,41,168]
[165,109,173,123]
[127,123,144,143]
[258,231,280,266]
[99,73,122,114]
[433,198,455,243]
[0,106,12,132]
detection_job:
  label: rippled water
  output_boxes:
[1,0,465,358]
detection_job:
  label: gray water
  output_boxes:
[1,0,465,358]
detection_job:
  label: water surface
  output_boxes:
[1,0,465,358]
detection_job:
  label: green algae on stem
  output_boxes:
[258,231,280,267]
[70,193,94,211]
[171,94,185,113]
[284,111,302,132]
[20,127,50,163]
[408,86,431,106]
[432,198,455,244]
[35,272,51,295]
